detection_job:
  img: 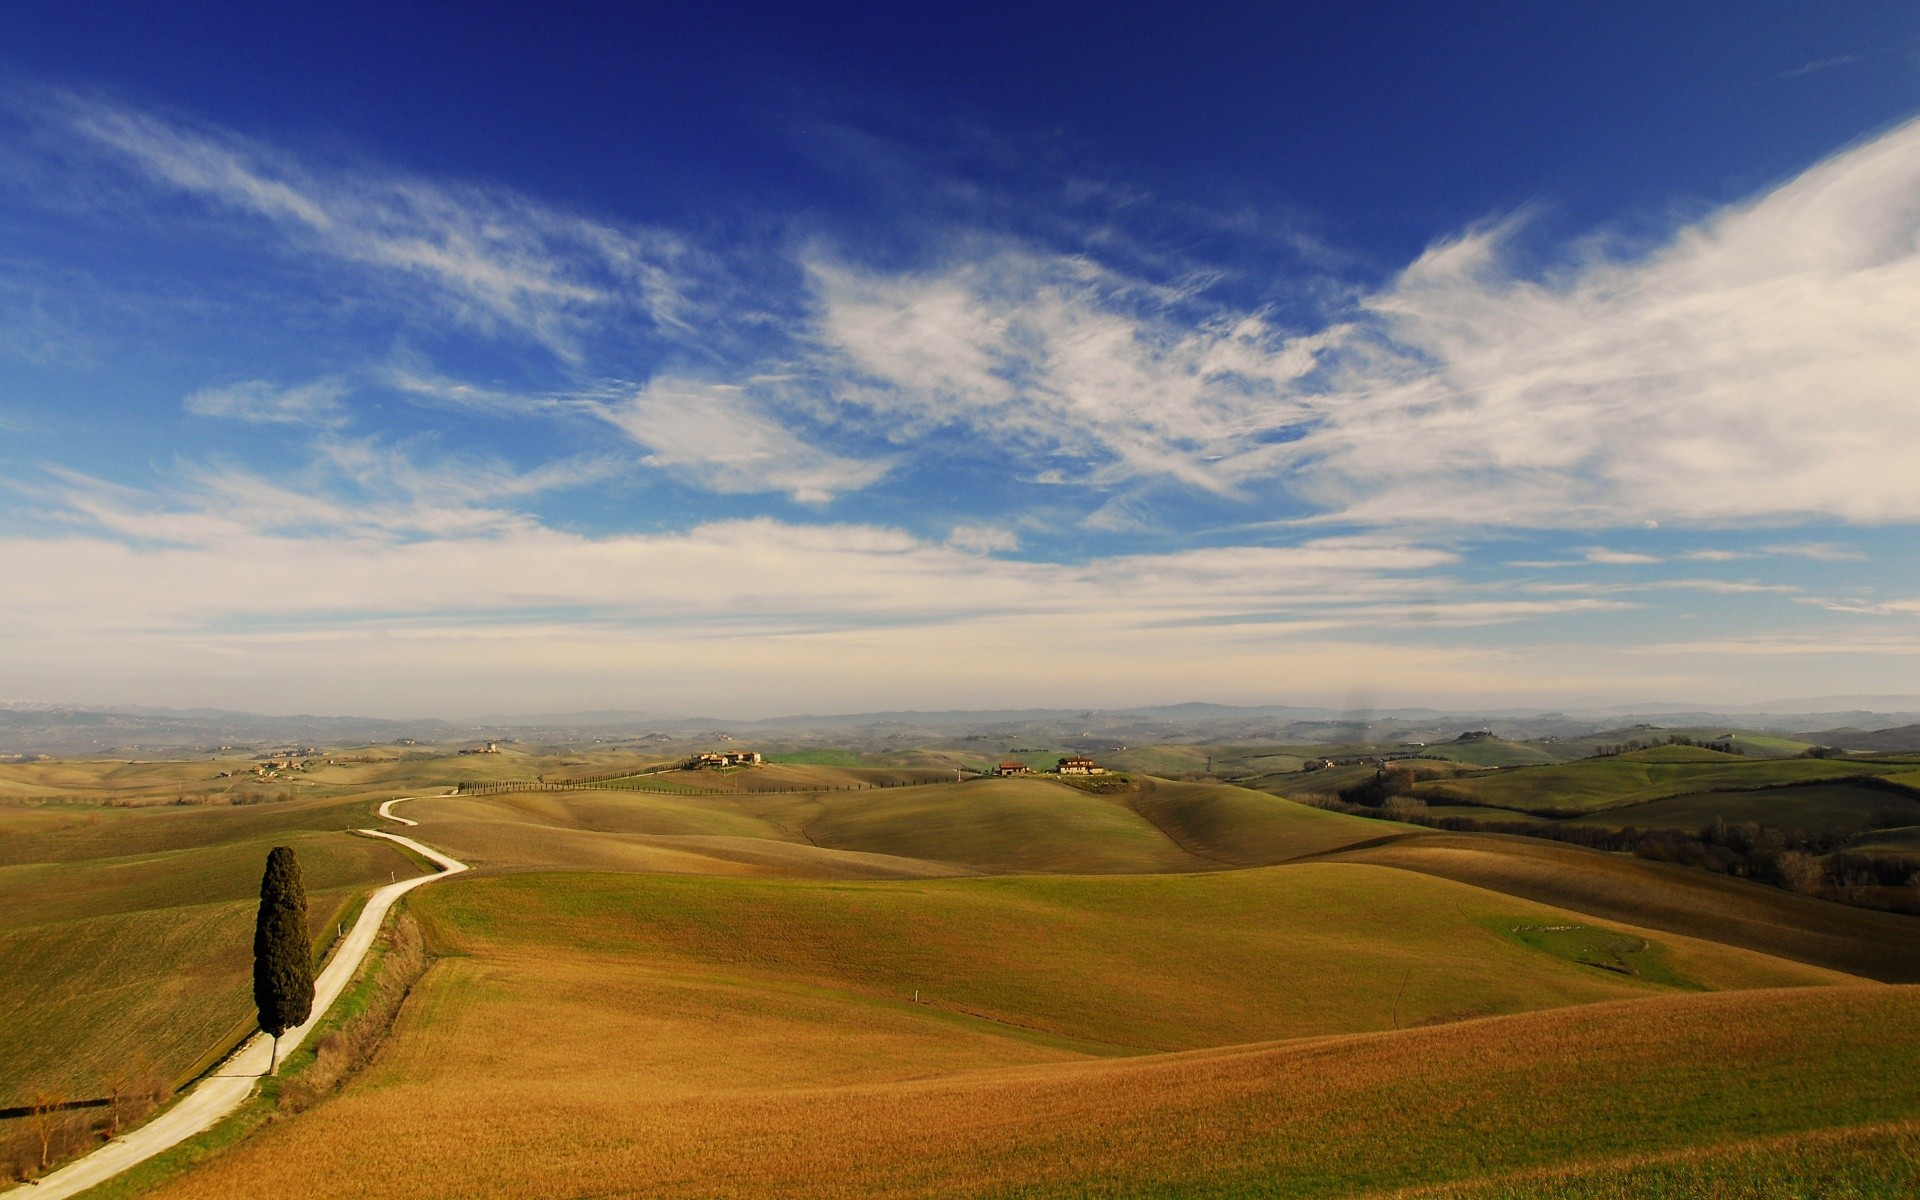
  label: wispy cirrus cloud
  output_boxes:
[44,90,696,361]
[809,247,1334,494]
[594,377,894,503]
[184,379,348,426]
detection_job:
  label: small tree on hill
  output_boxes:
[253,846,314,1073]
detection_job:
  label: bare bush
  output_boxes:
[279,910,430,1114]
[1773,851,1825,896]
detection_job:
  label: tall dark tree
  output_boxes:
[253,845,314,1072]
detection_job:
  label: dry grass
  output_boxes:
[1125,776,1400,865]
[408,868,1848,1052]
[404,775,1392,878]
[278,910,432,1114]
[139,918,1920,1200]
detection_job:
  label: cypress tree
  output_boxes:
[253,845,314,1071]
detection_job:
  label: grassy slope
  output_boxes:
[1422,738,1568,766]
[1124,777,1401,865]
[1571,780,1920,834]
[1413,749,1907,814]
[790,777,1202,873]
[1333,832,1920,981]
[603,762,959,792]
[402,791,976,879]
[395,775,1397,879]
[0,797,421,1106]
[409,868,1842,1053]
[1391,1119,1920,1199]
[138,866,1910,1200]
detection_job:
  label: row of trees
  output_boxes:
[1588,734,1745,758]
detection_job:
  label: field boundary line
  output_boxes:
[8,816,467,1199]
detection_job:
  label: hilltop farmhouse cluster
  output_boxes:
[691,750,764,768]
[997,756,1107,776]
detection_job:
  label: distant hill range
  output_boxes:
[4,697,1920,758]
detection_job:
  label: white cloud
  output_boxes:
[50,93,691,359]
[947,524,1020,553]
[800,115,1920,532]
[1584,548,1663,565]
[184,379,347,425]
[1295,115,1920,527]
[596,377,893,503]
[1,463,1626,713]
[1762,541,1867,561]
[809,249,1333,492]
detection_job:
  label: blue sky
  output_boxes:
[2,2,1919,717]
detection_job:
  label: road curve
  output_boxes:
[13,811,466,1199]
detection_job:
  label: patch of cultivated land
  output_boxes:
[1394,1119,1920,1198]
[135,869,1913,1200]
[1331,832,1920,981]
[1570,780,1920,834]
[1420,737,1568,767]
[0,794,424,1107]
[1410,745,1914,814]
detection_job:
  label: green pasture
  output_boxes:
[1572,781,1920,834]
[1411,750,1909,814]
[1423,738,1568,767]
[1401,1120,1920,1199]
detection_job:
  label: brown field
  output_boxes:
[137,900,1920,1200]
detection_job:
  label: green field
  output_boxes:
[1421,737,1569,766]
[1573,781,1920,834]
[1409,748,1911,814]
[1404,1119,1920,1198]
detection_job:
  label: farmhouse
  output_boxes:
[997,761,1031,776]
[1055,756,1106,775]
[458,741,500,756]
[692,750,763,769]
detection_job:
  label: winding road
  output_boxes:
[14,799,466,1199]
